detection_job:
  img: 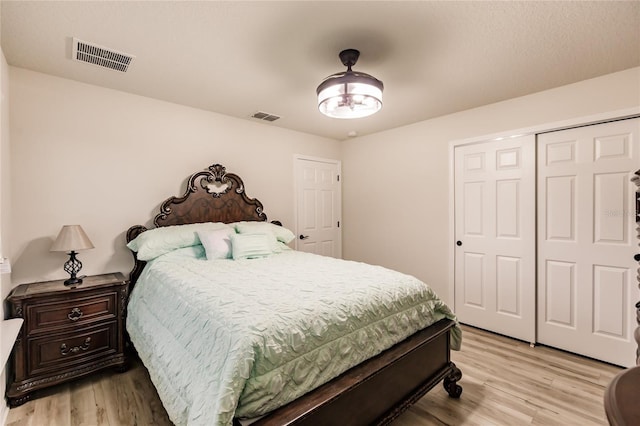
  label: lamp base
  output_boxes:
[63,251,84,286]
[64,276,83,286]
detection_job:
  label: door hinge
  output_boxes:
[337,221,340,228]
[337,175,340,182]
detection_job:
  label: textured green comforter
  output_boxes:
[126,246,461,426]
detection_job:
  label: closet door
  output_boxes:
[454,135,536,343]
[537,118,640,367]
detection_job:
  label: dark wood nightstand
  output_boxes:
[6,272,129,407]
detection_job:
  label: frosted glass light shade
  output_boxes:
[317,71,383,119]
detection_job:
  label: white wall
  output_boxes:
[7,65,640,304]
[341,67,640,302]
[9,68,340,285]
[0,26,9,314]
[1,30,12,424]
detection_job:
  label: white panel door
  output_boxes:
[294,156,342,258]
[537,118,640,367]
[454,135,536,343]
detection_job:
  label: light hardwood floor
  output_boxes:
[6,325,621,425]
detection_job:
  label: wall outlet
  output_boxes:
[0,258,11,274]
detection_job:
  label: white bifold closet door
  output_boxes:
[454,135,536,344]
[537,118,640,367]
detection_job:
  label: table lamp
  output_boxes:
[50,225,94,286]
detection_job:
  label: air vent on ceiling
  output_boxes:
[72,38,135,73]
[251,111,281,122]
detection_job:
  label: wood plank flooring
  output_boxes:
[6,325,622,425]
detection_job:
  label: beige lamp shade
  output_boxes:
[50,225,94,252]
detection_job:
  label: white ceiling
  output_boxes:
[2,1,639,141]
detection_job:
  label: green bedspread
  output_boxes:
[126,246,461,426]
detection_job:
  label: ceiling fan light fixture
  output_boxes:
[316,49,383,119]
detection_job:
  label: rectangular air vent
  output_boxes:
[72,38,135,72]
[251,111,280,122]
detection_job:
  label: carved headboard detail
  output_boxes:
[126,163,273,285]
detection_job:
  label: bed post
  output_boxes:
[126,225,148,288]
[443,362,463,397]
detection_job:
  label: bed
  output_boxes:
[125,163,463,426]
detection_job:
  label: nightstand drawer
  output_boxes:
[25,291,117,334]
[27,322,118,377]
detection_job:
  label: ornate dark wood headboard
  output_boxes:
[126,163,278,285]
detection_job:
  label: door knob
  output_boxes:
[299,235,309,240]
[634,254,640,262]
[456,241,462,246]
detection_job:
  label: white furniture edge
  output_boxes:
[0,400,6,426]
[1,318,23,426]
[1,318,23,368]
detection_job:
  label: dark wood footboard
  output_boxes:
[251,318,461,426]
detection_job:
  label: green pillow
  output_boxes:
[233,221,295,244]
[230,233,273,260]
[127,222,233,261]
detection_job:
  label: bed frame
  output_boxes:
[126,163,463,425]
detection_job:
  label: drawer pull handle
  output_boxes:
[67,307,84,322]
[60,337,91,356]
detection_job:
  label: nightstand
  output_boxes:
[6,272,128,407]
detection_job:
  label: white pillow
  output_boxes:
[234,221,295,244]
[230,233,273,260]
[198,228,235,260]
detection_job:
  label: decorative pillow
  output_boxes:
[233,221,295,244]
[277,241,292,251]
[127,222,232,261]
[198,228,235,260]
[164,245,207,260]
[230,233,273,260]
[239,229,281,253]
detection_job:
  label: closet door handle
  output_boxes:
[456,241,462,246]
[634,254,640,262]
[299,235,309,240]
